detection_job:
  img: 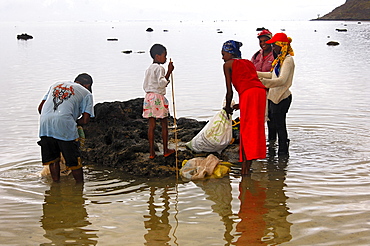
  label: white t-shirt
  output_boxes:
[143,63,169,95]
[39,81,94,141]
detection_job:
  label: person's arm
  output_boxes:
[38,100,46,114]
[260,57,294,88]
[257,71,272,79]
[223,60,234,116]
[38,86,52,114]
[77,93,94,125]
[165,60,174,81]
[156,64,172,88]
[77,112,91,126]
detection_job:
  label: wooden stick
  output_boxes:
[170,58,179,180]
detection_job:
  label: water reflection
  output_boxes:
[40,182,98,245]
[144,186,172,246]
[264,157,292,244]
[235,174,268,245]
[234,158,292,245]
[194,178,234,245]
[190,156,293,245]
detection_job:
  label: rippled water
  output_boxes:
[0,20,369,245]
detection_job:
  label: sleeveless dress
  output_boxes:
[231,59,267,161]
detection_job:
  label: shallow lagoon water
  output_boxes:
[0,20,369,245]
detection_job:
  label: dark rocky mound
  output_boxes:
[327,41,340,46]
[17,33,33,40]
[314,0,370,21]
[80,98,239,177]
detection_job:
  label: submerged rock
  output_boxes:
[17,33,33,40]
[80,98,240,177]
[327,41,340,46]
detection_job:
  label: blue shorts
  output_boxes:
[38,136,82,170]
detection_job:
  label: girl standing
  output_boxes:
[143,44,175,159]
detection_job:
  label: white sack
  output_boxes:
[185,109,232,154]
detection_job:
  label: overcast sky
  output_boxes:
[0,0,346,22]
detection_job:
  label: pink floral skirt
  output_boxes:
[142,92,169,119]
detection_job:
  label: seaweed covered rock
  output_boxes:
[80,98,240,177]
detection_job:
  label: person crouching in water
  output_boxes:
[38,73,94,183]
[222,40,267,175]
[142,44,175,159]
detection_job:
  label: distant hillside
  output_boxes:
[314,0,370,21]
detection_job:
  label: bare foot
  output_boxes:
[164,149,175,157]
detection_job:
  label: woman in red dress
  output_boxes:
[222,40,267,174]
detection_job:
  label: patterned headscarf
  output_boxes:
[270,37,294,74]
[222,40,243,58]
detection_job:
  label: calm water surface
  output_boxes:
[0,20,369,245]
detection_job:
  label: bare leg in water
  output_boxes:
[50,161,84,183]
[49,162,61,182]
[241,146,253,175]
[241,160,252,175]
[72,168,84,183]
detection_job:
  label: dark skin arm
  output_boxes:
[223,60,234,117]
[38,100,46,114]
[77,112,91,126]
[165,60,174,81]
